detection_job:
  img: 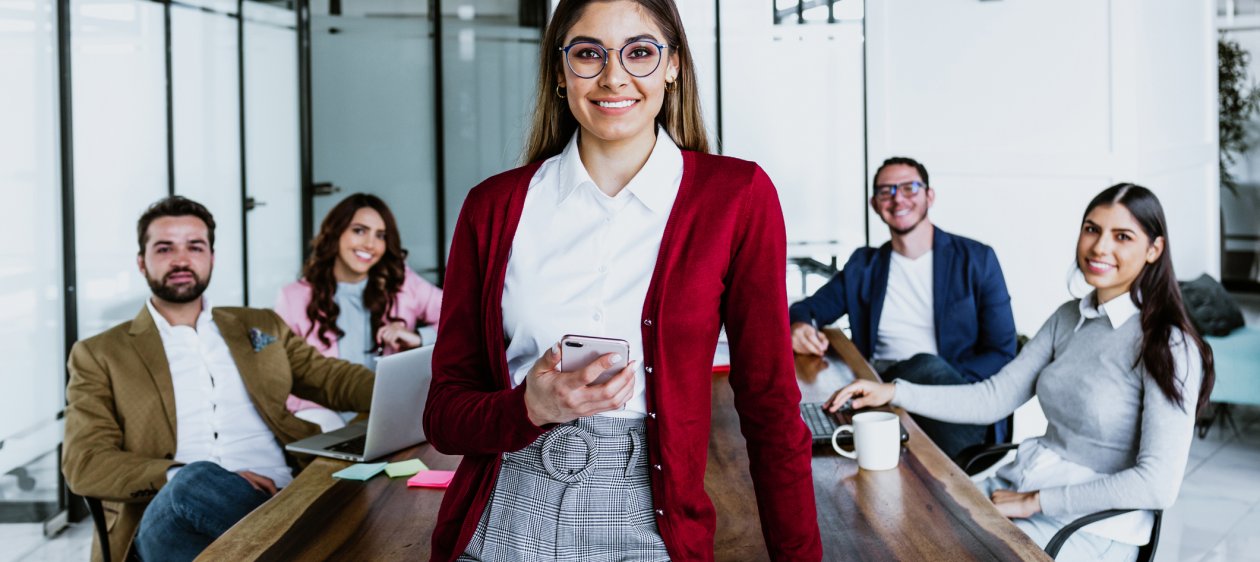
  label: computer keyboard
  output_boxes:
[328,435,367,456]
[800,402,842,443]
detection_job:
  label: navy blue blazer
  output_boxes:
[789,226,1017,384]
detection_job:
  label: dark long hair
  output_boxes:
[1082,184,1215,413]
[523,0,710,163]
[301,194,407,349]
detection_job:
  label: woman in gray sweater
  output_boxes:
[830,184,1216,562]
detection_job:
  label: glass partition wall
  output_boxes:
[439,1,541,266]
[5,0,544,553]
[0,0,67,544]
[307,0,543,283]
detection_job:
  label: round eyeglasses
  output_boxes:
[873,181,926,201]
[559,40,670,79]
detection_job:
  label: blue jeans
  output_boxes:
[133,461,271,562]
[880,353,991,459]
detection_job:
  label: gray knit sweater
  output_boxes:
[893,297,1203,519]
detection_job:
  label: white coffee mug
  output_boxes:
[832,411,901,471]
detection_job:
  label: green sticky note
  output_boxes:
[332,462,387,481]
[385,459,429,478]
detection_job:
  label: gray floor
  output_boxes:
[5,295,1260,561]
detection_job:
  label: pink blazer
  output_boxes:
[275,267,442,412]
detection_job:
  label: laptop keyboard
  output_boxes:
[801,402,841,442]
[328,434,367,456]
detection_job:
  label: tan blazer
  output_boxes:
[62,305,374,562]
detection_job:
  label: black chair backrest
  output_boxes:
[84,496,112,562]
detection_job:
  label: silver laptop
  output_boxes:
[285,345,433,462]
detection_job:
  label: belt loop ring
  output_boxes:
[539,424,598,484]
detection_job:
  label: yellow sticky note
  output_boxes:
[384,459,429,478]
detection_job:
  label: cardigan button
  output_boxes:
[653,464,662,471]
[655,509,665,516]
[643,319,653,327]
[648,412,657,419]
[645,366,653,374]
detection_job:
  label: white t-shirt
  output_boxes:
[873,250,938,361]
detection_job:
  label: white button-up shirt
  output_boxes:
[502,129,683,418]
[148,297,293,488]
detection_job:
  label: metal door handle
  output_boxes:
[313,182,341,196]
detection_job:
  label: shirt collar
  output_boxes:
[146,295,212,335]
[555,127,683,214]
[1075,291,1139,331]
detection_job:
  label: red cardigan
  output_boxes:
[424,151,822,561]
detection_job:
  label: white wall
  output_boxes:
[866,0,1219,335]
[676,1,719,145]
[719,1,868,274]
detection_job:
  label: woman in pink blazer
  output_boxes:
[275,193,442,430]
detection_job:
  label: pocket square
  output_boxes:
[248,328,276,352]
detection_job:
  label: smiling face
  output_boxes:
[870,163,934,236]
[559,1,679,149]
[138,215,214,304]
[1077,203,1164,304]
[334,207,387,283]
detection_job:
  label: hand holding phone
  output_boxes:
[560,335,630,386]
[522,336,636,425]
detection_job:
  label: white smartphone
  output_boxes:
[559,334,630,386]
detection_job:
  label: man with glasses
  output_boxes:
[789,156,1017,459]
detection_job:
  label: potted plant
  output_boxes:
[1219,37,1260,193]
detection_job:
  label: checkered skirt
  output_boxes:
[458,415,670,562]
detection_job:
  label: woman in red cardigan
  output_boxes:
[424,1,821,560]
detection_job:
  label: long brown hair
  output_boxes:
[1082,184,1216,413]
[301,193,407,349]
[522,0,710,163]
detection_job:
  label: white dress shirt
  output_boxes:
[874,250,938,361]
[502,129,683,418]
[148,297,293,488]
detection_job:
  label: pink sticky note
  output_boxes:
[407,470,455,489]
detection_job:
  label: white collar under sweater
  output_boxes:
[1075,290,1139,332]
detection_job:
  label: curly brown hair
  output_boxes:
[301,193,408,349]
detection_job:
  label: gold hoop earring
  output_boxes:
[556,85,567,98]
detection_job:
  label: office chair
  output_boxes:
[84,496,112,562]
[956,444,1163,562]
[1045,508,1163,562]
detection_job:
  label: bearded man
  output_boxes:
[788,157,1018,459]
[62,196,375,562]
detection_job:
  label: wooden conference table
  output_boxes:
[201,331,1050,561]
